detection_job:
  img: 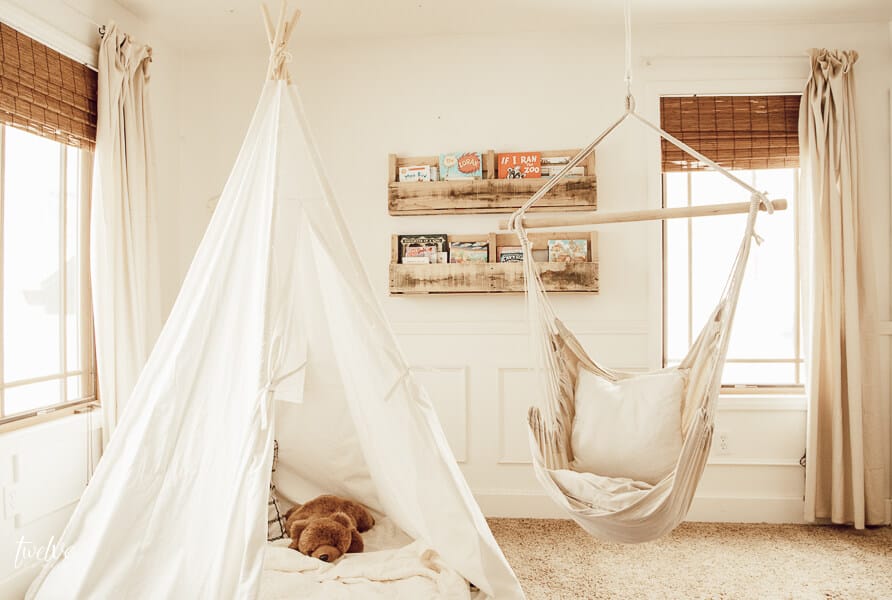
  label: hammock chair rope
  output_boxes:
[509,0,779,544]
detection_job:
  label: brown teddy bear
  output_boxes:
[283,494,376,563]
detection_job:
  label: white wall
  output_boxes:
[171,20,891,523]
[0,0,180,590]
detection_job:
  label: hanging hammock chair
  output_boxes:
[507,2,781,544]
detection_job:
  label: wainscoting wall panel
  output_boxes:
[411,367,469,463]
[396,319,809,522]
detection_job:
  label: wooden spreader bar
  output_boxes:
[501,199,787,231]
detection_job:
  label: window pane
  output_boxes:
[66,146,82,372]
[664,165,801,386]
[66,374,82,402]
[665,218,689,359]
[664,172,688,208]
[5,379,62,415]
[4,127,62,382]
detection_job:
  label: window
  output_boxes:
[0,125,95,422]
[661,95,802,389]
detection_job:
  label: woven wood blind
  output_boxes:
[660,95,799,172]
[0,23,97,149]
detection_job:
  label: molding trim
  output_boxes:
[687,496,806,523]
[410,366,469,463]
[706,458,804,467]
[0,0,98,68]
[497,367,532,465]
[391,320,649,337]
[716,395,808,411]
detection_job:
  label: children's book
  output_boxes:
[547,239,588,263]
[398,234,448,264]
[497,152,541,179]
[398,165,432,182]
[498,246,525,262]
[449,241,489,263]
[541,165,585,177]
[439,152,482,180]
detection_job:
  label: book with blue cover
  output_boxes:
[439,151,482,180]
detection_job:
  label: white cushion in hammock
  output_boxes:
[570,369,685,485]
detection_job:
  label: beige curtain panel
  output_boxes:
[799,48,889,528]
[91,22,161,444]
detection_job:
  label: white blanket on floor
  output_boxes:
[260,518,472,599]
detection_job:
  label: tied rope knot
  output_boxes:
[269,46,293,80]
[750,191,773,245]
[755,190,774,214]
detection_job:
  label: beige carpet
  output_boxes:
[488,519,892,599]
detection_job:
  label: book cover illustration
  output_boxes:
[548,239,588,263]
[439,151,482,180]
[449,241,489,263]
[398,165,432,182]
[498,246,525,262]
[399,234,448,264]
[497,152,541,179]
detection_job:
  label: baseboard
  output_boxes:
[687,495,806,523]
[475,491,567,519]
[475,491,806,523]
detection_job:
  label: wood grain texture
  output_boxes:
[388,149,597,215]
[389,262,599,294]
[388,176,597,215]
[502,199,787,230]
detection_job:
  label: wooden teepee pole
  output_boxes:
[261,2,301,82]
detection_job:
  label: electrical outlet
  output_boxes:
[716,431,731,455]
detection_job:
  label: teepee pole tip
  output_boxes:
[260,4,275,47]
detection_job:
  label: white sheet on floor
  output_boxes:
[261,518,471,599]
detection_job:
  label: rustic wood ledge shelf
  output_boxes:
[389,262,599,294]
[388,149,597,216]
[389,231,599,294]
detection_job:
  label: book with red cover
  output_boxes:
[497,152,542,179]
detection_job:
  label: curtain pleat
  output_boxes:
[91,22,161,445]
[799,48,889,528]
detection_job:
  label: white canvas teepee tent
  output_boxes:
[25,7,524,599]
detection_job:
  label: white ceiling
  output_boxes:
[116,0,892,49]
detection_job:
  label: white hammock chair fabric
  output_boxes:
[25,8,524,599]
[509,4,776,542]
[512,121,774,544]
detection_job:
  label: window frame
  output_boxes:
[638,71,808,390]
[660,166,805,392]
[0,125,97,426]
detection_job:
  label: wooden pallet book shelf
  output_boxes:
[388,149,597,215]
[389,231,598,294]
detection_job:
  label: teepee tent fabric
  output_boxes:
[26,73,523,600]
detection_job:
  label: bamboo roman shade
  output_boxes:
[0,23,97,149]
[660,95,799,172]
